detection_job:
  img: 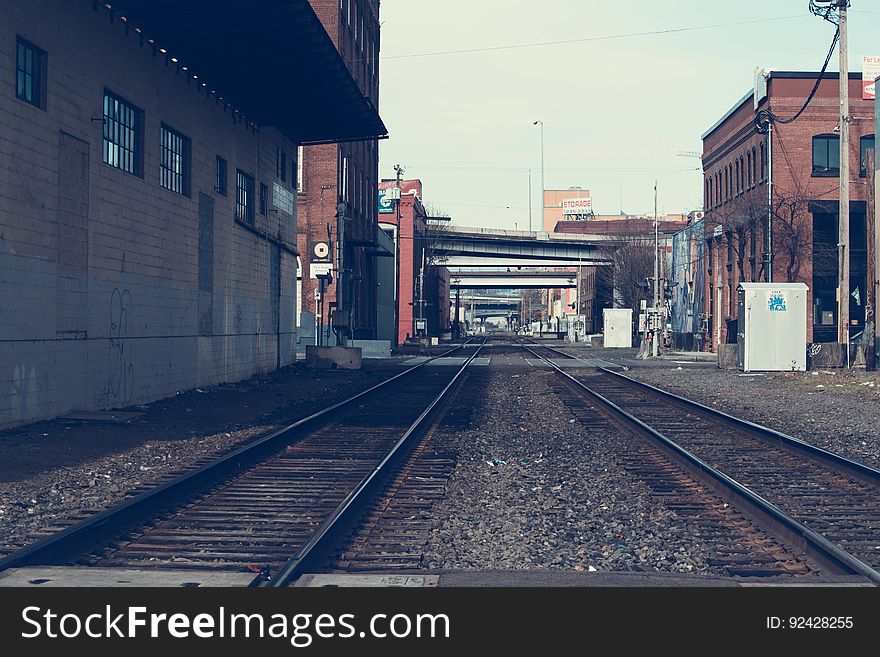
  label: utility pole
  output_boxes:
[652,181,660,357]
[534,120,544,231]
[867,151,876,370]
[393,164,404,346]
[766,121,773,283]
[838,0,851,365]
[528,168,533,232]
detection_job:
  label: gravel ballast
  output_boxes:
[0,362,397,554]
[423,370,719,574]
[624,367,880,469]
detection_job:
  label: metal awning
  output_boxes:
[99,0,387,145]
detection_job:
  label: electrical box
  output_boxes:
[603,308,633,348]
[737,282,807,372]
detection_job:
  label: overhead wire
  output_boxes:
[381,14,808,61]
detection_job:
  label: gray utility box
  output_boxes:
[603,308,633,348]
[737,282,807,371]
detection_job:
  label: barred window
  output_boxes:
[277,148,287,182]
[236,169,255,224]
[160,124,190,196]
[216,156,227,196]
[103,91,142,176]
[16,37,45,109]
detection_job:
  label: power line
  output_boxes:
[381,14,808,61]
[394,164,700,173]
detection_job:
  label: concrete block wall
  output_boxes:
[0,0,300,427]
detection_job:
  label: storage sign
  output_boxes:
[561,197,592,216]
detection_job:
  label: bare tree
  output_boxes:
[594,219,661,319]
[422,204,452,268]
[708,186,831,284]
[519,288,544,327]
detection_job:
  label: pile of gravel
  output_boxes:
[625,368,880,469]
[423,371,717,574]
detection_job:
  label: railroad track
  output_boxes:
[0,337,488,587]
[521,339,880,583]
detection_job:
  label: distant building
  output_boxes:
[0,0,384,427]
[670,212,707,350]
[542,187,591,232]
[700,71,873,351]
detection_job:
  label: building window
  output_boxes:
[102,91,142,176]
[341,155,349,202]
[751,147,757,185]
[276,148,287,182]
[260,182,268,216]
[859,135,875,177]
[760,143,766,181]
[747,151,752,189]
[160,124,190,196]
[16,37,46,109]
[236,169,255,224]
[749,229,757,281]
[739,156,744,192]
[812,134,840,177]
[216,156,227,196]
[296,146,303,192]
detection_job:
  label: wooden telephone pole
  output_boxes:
[837,0,851,365]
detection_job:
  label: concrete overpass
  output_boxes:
[435,226,613,264]
[441,256,606,268]
[450,270,576,289]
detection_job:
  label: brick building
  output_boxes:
[297,0,384,343]
[0,0,383,427]
[541,187,591,232]
[701,71,873,350]
[378,180,426,345]
[376,179,451,344]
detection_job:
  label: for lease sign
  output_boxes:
[862,56,880,100]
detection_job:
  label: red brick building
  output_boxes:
[702,71,873,349]
[297,0,384,342]
[377,180,451,344]
[378,180,425,345]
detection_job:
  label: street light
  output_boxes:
[533,120,544,232]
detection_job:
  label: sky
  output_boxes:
[376,0,880,229]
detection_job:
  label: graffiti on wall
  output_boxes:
[105,287,134,404]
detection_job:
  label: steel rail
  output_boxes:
[0,339,477,573]
[265,337,489,587]
[521,343,880,585]
[596,366,880,485]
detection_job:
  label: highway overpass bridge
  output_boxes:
[434,226,613,265]
[450,270,576,289]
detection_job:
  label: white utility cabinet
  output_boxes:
[737,282,807,371]
[603,308,633,348]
